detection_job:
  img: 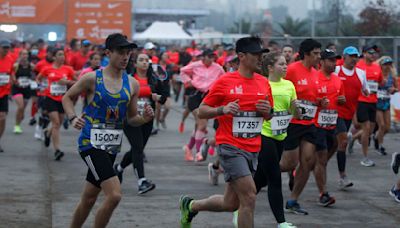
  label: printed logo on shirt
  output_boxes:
[318,86,327,94]
[234,85,243,94]
[297,79,308,85]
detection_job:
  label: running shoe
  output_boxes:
[29,117,37,126]
[232,210,238,228]
[44,129,51,147]
[391,152,400,174]
[13,125,23,134]
[375,147,387,156]
[54,150,64,161]
[113,163,123,183]
[389,186,400,203]
[278,222,297,228]
[195,152,205,162]
[208,163,219,186]
[138,179,156,194]
[200,138,209,161]
[360,158,375,167]
[285,201,308,215]
[179,122,185,134]
[179,195,198,228]
[318,192,335,207]
[183,145,194,161]
[338,176,353,190]
[63,118,69,130]
[160,120,167,129]
[151,128,158,135]
[34,125,42,140]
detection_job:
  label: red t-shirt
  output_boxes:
[315,71,345,129]
[167,51,180,65]
[0,54,14,98]
[202,71,273,153]
[38,48,47,60]
[357,59,383,103]
[35,59,52,74]
[285,61,319,125]
[40,65,74,102]
[336,66,364,120]
[134,74,152,98]
[69,51,90,71]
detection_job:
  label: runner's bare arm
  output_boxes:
[62,72,96,120]
[198,100,240,119]
[126,77,154,126]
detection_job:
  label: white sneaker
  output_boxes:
[360,158,375,167]
[34,125,42,140]
[339,176,353,189]
[208,163,219,186]
[278,222,297,228]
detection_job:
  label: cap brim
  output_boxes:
[119,42,138,49]
[248,48,270,54]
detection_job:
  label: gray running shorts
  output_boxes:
[217,144,258,182]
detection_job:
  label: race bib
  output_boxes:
[270,111,292,135]
[30,80,38,90]
[367,80,378,93]
[18,77,30,88]
[137,98,151,115]
[232,111,263,138]
[90,124,123,152]
[377,89,390,100]
[0,74,10,86]
[50,82,67,95]
[297,100,317,120]
[317,110,338,127]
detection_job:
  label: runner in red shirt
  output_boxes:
[37,39,47,60]
[313,49,344,207]
[33,46,55,140]
[0,39,13,152]
[179,37,273,228]
[332,46,369,189]
[69,39,92,73]
[354,45,384,167]
[282,39,328,215]
[37,48,75,160]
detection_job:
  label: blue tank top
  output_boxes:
[78,69,131,154]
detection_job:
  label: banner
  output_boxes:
[0,0,65,24]
[66,0,132,44]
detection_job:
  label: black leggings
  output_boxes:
[253,135,285,223]
[120,120,153,179]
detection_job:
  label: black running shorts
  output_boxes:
[80,148,117,188]
[283,123,317,151]
[356,102,376,123]
[0,96,8,112]
[43,97,64,113]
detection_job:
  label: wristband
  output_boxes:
[69,115,77,124]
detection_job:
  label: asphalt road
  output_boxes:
[1,99,400,228]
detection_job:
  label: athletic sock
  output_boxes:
[138,177,146,186]
[117,164,124,172]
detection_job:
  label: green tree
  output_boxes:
[277,16,309,36]
[356,0,397,35]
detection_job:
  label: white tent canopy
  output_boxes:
[133,21,192,40]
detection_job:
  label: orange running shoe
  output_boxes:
[179,122,185,134]
[183,145,194,161]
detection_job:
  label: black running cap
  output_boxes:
[235,37,269,54]
[105,33,137,50]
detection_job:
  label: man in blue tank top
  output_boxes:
[62,33,154,228]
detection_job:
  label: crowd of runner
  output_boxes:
[0,34,400,228]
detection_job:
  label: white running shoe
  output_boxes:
[360,158,375,167]
[34,125,42,140]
